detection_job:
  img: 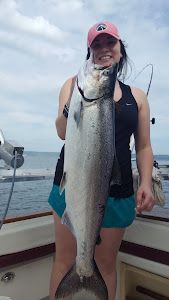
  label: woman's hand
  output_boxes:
[136,184,155,214]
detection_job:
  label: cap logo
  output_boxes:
[96,24,107,31]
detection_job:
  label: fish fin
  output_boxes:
[55,261,108,300]
[59,172,67,194]
[74,101,83,127]
[110,155,121,186]
[61,210,75,236]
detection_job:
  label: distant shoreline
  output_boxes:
[24,151,169,158]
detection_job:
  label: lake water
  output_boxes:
[0,151,169,219]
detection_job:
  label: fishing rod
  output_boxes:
[132,63,154,96]
[130,63,155,151]
[132,63,155,126]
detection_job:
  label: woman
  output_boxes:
[48,21,155,300]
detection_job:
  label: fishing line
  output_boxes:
[132,63,154,96]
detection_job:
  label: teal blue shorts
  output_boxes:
[48,184,136,228]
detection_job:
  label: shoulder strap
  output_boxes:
[119,80,129,96]
[119,81,135,102]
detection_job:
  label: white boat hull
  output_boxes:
[0,215,169,300]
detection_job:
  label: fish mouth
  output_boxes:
[94,64,109,70]
[94,63,118,76]
[94,63,114,71]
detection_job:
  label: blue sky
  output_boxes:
[0,0,169,154]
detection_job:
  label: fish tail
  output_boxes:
[55,261,108,300]
[82,260,108,300]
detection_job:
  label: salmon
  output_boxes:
[56,58,121,299]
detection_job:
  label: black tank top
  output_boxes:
[53,81,138,198]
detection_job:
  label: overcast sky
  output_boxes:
[0,0,169,154]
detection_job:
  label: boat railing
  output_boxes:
[0,129,25,230]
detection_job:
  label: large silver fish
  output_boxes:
[56,58,121,300]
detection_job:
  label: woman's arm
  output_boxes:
[132,87,155,213]
[55,76,76,140]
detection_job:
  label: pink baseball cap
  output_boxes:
[87,21,120,47]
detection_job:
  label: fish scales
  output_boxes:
[56,60,120,300]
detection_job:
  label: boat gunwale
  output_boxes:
[0,241,169,269]
[3,211,53,224]
[3,210,169,224]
